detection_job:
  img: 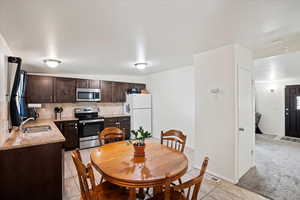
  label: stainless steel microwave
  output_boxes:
[76,88,101,102]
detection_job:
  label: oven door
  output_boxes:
[78,119,104,149]
[79,119,104,139]
[76,88,101,102]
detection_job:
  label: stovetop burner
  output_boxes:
[74,107,103,120]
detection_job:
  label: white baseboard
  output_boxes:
[193,163,239,184]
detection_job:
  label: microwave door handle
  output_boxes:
[79,119,104,124]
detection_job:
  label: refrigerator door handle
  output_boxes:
[127,104,131,113]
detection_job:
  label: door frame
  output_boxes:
[237,67,256,180]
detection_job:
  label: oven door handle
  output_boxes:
[79,119,104,124]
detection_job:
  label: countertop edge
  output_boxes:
[101,114,130,118]
[0,138,65,151]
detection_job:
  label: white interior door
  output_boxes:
[238,67,255,178]
[132,109,152,132]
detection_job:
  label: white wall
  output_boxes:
[255,79,300,136]
[146,45,254,183]
[146,66,196,148]
[194,44,254,183]
[194,45,238,182]
[0,33,12,145]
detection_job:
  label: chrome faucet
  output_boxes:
[19,117,35,132]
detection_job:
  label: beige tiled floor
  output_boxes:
[63,147,268,200]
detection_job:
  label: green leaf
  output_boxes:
[130,127,152,145]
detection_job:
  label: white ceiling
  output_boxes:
[255,51,300,81]
[1,0,300,75]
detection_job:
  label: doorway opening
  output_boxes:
[237,51,300,200]
[285,85,300,138]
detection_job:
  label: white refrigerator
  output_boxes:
[124,94,152,133]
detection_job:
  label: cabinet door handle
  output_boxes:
[239,128,245,132]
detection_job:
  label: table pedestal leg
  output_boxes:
[129,188,136,200]
[137,188,145,199]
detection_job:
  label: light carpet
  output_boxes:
[238,134,300,200]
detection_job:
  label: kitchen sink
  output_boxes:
[23,125,52,133]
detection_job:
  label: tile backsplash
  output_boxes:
[36,102,124,119]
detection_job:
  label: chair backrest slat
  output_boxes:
[164,157,209,200]
[99,127,125,145]
[71,149,97,200]
[161,130,187,153]
[187,187,191,199]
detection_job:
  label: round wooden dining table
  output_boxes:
[90,140,188,200]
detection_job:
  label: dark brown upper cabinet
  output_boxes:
[127,83,146,92]
[26,75,54,103]
[112,82,123,102]
[89,80,100,89]
[76,79,100,89]
[76,79,89,88]
[100,81,113,102]
[25,75,146,104]
[112,82,131,102]
[102,81,130,103]
[54,78,76,103]
[133,83,146,90]
[121,82,130,102]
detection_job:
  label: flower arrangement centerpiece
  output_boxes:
[128,127,152,157]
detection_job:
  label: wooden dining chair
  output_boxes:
[161,130,187,153]
[148,157,209,200]
[71,149,129,200]
[160,130,187,186]
[98,127,125,145]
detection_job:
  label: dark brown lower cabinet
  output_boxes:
[55,120,79,150]
[0,142,64,200]
[104,116,131,139]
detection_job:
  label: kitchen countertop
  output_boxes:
[0,114,130,151]
[101,114,130,118]
[0,119,65,151]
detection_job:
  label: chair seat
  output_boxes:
[82,181,129,200]
[148,191,186,200]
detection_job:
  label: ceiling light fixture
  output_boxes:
[134,62,148,70]
[43,59,62,68]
